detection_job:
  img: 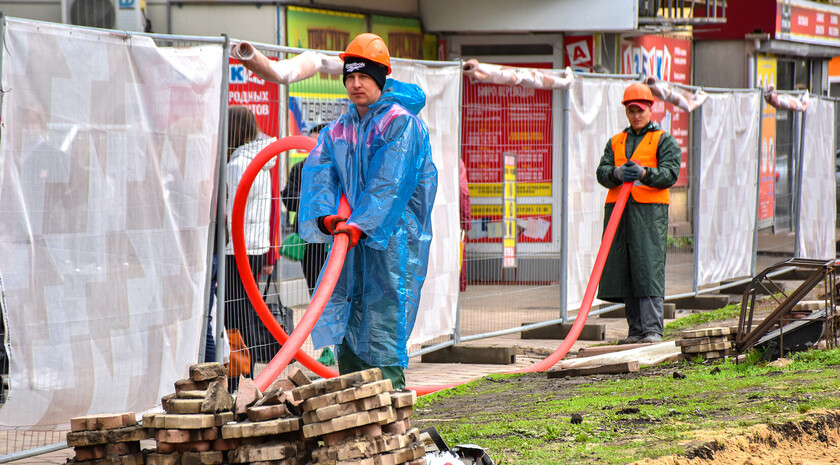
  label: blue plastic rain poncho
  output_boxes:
[299,78,437,368]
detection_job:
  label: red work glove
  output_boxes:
[317,215,347,235]
[333,223,364,248]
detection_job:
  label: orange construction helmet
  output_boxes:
[622,82,654,106]
[340,33,391,75]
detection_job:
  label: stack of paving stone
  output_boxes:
[67,363,425,465]
[66,413,149,465]
[216,367,313,465]
[293,368,425,465]
[676,327,736,360]
[143,362,239,465]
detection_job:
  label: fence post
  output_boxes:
[690,103,703,294]
[793,111,806,257]
[559,87,570,323]
[453,59,465,346]
[751,89,764,277]
[214,35,231,363]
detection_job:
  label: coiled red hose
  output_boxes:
[231,136,343,390]
[232,136,633,394]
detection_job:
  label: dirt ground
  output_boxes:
[633,411,840,465]
[413,284,840,464]
[412,364,840,464]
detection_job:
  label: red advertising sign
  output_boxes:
[564,35,595,72]
[620,35,692,187]
[228,58,280,138]
[776,0,840,47]
[462,62,553,243]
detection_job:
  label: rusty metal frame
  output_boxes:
[735,258,837,356]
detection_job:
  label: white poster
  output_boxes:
[566,76,635,308]
[798,97,836,260]
[390,61,462,345]
[0,19,223,428]
[696,91,762,287]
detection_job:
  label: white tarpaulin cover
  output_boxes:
[0,20,223,428]
[798,97,836,260]
[696,91,762,287]
[390,61,462,346]
[566,76,634,308]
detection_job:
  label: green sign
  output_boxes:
[371,15,426,60]
[287,6,365,98]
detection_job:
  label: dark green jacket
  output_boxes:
[595,122,681,301]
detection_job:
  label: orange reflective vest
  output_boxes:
[605,130,670,204]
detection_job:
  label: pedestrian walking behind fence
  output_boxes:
[595,82,681,345]
[224,106,277,391]
[298,33,438,389]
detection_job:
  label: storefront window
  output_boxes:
[777,58,811,91]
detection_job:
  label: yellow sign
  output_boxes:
[472,204,552,216]
[756,54,776,223]
[503,153,516,268]
[469,182,551,198]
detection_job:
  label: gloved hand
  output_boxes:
[317,215,347,235]
[333,223,364,248]
[614,161,644,182]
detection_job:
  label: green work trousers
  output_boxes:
[336,339,406,389]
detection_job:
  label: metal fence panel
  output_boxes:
[0,18,225,458]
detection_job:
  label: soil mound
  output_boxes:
[633,410,840,465]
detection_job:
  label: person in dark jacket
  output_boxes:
[595,82,681,344]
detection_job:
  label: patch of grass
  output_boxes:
[667,235,693,249]
[664,303,742,336]
[413,348,840,464]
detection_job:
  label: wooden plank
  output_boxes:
[576,343,653,358]
[546,361,640,378]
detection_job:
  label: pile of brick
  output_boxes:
[143,362,241,465]
[66,363,424,465]
[66,413,149,465]
[676,327,736,360]
[294,367,424,465]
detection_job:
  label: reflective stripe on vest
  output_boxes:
[605,130,670,204]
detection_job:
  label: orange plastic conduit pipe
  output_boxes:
[231,136,343,389]
[232,136,633,394]
[411,182,633,396]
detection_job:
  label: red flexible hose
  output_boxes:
[230,136,341,389]
[412,182,633,395]
[233,137,633,394]
[252,196,351,390]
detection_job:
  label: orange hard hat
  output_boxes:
[622,82,654,106]
[340,33,391,75]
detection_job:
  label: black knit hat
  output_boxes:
[343,56,387,90]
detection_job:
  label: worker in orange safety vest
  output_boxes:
[595,82,681,345]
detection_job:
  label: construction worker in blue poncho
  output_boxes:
[298,33,438,389]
